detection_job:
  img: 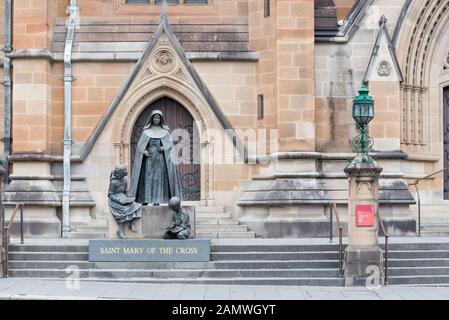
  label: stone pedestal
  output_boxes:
[344,161,384,286]
[4,206,61,238]
[237,153,330,238]
[119,205,195,239]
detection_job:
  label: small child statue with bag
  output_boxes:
[163,196,191,240]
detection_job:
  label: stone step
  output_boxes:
[9,243,449,253]
[420,232,449,237]
[212,244,343,252]
[9,252,89,261]
[211,251,340,261]
[74,226,109,233]
[85,219,109,227]
[8,259,341,270]
[196,231,255,239]
[388,275,449,285]
[9,261,91,269]
[388,250,449,259]
[389,258,449,268]
[8,275,345,286]
[195,212,231,219]
[390,267,449,276]
[384,243,449,251]
[9,245,89,253]
[196,225,248,233]
[196,218,238,225]
[194,207,225,213]
[67,232,107,239]
[421,224,449,231]
[8,268,341,278]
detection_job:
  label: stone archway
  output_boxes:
[130,96,201,201]
[395,0,449,203]
[111,77,221,206]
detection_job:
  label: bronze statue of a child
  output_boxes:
[108,165,142,239]
[164,196,191,240]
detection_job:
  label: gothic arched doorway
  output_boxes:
[130,96,201,201]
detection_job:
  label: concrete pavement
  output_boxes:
[1,278,449,300]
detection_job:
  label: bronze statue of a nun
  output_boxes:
[129,110,183,205]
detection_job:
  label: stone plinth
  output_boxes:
[122,205,195,239]
[238,152,330,238]
[344,161,384,286]
[344,245,384,286]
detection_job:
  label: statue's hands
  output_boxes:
[158,146,164,153]
[143,150,150,156]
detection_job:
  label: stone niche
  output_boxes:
[121,205,195,239]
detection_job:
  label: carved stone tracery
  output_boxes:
[400,0,449,146]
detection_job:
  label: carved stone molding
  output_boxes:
[377,61,391,77]
[398,1,449,147]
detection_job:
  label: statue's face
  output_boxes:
[169,197,181,211]
[171,202,180,211]
[152,114,161,126]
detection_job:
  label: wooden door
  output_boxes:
[131,97,201,201]
[444,86,449,200]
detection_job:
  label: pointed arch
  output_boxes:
[394,0,449,147]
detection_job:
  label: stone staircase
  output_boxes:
[194,206,256,239]
[65,206,255,239]
[67,219,109,239]
[7,239,449,286]
[386,242,449,285]
[7,241,343,286]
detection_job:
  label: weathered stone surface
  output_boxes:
[344,245,384,286]
[3,179,60,206]
[52,19,250,54]
[119,206,195,240]
[52,177,96,207]
[238,178,330,205]
[381,218,417,237]
[379,179,415,204]
[265,218,329,238]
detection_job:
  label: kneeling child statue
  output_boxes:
[164,196,191,240]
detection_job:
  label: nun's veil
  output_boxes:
[143,109,171,132]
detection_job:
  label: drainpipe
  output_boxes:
[2,0,13,186]
[62,1,78,238]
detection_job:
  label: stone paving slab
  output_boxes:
[1,278,449,300]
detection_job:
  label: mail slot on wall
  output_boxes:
[356,204,375,227]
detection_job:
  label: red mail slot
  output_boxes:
[356,204,375,227]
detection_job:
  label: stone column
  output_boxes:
[344,161,384,286]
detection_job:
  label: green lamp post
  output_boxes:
[351,84,375,163]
